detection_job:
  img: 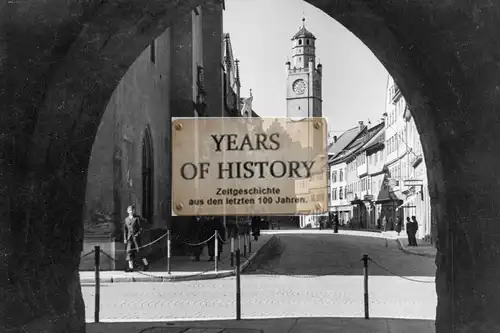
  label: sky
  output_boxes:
[223,0,390,135]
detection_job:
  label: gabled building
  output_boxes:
[327,124,365,223]
[344,121,385,228]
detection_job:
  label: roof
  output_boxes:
[363,128,385,151]
[330,122,385,164]
[327,126,360,158]
[292,23,316,40]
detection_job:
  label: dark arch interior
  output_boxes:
[2,0,500,332]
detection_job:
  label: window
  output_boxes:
[339,170,343,182]
[150,40,156,63]
[306,39,310,45]
[142,127,154,223]
[332,172,337,183]
[299,40,302,45]
[339,187,343,200]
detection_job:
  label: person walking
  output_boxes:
[382,216,387,232]
[123,205,149,272]
[251,216,261,241]
[333,214,339,234]
[190,216,205,261]
[395,216,402,236]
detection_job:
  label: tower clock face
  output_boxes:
[293,79,307,95]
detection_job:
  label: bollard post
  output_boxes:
[362,254,369,319]
[248,231,252,253]
[235,249,241,320]
[230,236,235,267]
[94,245,100,323]
[167,230,171,275]
[214,230,219,272]
[243,230,247,257]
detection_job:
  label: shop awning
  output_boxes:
[396,194,417,211]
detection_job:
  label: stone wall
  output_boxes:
[85,28,172,238]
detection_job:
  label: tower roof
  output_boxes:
[292,18,316,40]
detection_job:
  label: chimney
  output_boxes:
[358,121,364,131]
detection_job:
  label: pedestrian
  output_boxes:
[382,216,387,231]
[411,216,419,246]
[123,205,149,272]
[395,216,402,235]
[334,214,339,234]
[190,216,205,261]
[405,216,413,246]
[251,216,261,241]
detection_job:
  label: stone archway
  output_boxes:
[2,0,500,332]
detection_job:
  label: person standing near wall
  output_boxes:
[123,205,149,272]
[411,216,419,246]
[251,216,261,241]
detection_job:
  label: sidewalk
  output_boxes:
[80,234,275,283]
[396,235,436,258]
[87,317,435,333]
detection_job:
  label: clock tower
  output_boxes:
[286,18,322,118]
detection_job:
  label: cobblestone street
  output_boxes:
[83,231,436,322]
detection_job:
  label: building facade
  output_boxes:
[326,75,432,241]
[344,122,385,229]
[327,126,363,223]
[398,98,433,242]
[82,3,226,269]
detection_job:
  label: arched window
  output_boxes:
[142,127,154,224]
[339,170,343,182]
[332,172,337,183]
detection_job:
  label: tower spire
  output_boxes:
[235,59,240,84]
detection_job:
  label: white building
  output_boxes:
[327,125,364,223]
[398,102,433,241]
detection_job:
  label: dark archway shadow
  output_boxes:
[5,0,500,331]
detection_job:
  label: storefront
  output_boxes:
[332,204,352,225]
[375,192,404,230]
[398,180,432,241]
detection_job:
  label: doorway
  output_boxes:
[141,127,154,224]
